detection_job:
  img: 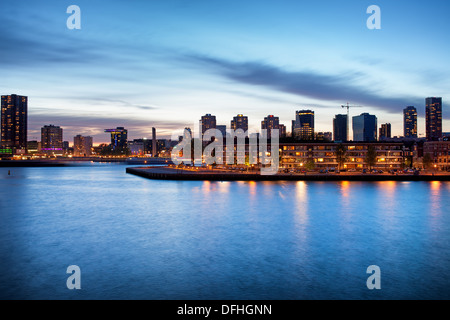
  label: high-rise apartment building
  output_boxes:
[333,114,348,142]
[261,115,280,138]
[379,123,391,140]
[41,125,63,154]
[231,114,248,133]
[1,94,28,153]
[73,135,93,157]
[426,97,442,141]
[403,106,418,138]
[200,114,216,135]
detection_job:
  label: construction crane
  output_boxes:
[341,103,363,141]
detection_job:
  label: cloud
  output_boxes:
[66,97,159,111]
[183,54,425,115]
[28,111,186,142]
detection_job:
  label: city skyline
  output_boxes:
[1,1,449,142]
[2,93,448,148]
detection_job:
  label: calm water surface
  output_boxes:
[0,163,449,300]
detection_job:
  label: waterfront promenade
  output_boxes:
[126,166,450,182]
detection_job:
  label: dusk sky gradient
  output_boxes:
[1,0,449,143]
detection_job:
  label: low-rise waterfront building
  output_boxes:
[281,142,404,170]
[423,141,450,171]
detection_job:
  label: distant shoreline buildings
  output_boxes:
[1,93,448,170]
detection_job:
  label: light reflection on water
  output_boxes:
[0,164,449,300]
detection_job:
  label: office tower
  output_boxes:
[379,123,391,140]
[216,125,227,137]
[403,106,418,138]
[261,115,280,138]
[73,135,93,157]
[152,127,157,157]
[231,114,248,132]
[1,94,28,153]
[426,97,442,141]
[292,110,314,140]
[105,127,127,150]
[200,114,216,135]
[41,125,63,153]
[333,114,348,142]
[352,113,377,142]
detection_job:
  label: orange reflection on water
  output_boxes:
[201,180,212,194]
[429,181,442,217]
[248,181,258,199]
[201,180,231,195]
[218,181,230,194]
[377,181,397,215]
[295,181,308,225]
[430,181,441,192]
[340,181,350,198]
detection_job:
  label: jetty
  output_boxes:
[126,166,450,182]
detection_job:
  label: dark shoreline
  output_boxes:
[126,166,450,182]
[0,158,172,167]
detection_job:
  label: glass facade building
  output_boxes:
[292,110,314,140]
[352,113,377,142]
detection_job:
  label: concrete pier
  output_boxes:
[126,166,450,182]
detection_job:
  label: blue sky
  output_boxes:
[1,0,449,143]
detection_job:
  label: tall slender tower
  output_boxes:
[333,114,348,142]
[152,127,157,157]
[426,97,442,141]
[1,94,28,153]
[403,106,417,138]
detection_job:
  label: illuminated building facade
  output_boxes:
[292,110,314,140]
[1,94,28,154]
[231,114,248,133]
[105,127,128,150]
[403,106,417,138]
[379,123,391,141]
[261,115,280,138]
[426,97,442,141]
[201,114,216,135]
[41,125,63,155]
[73,135,93,157]
[281,142,404,170]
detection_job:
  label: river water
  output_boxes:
[0,163,449,299]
